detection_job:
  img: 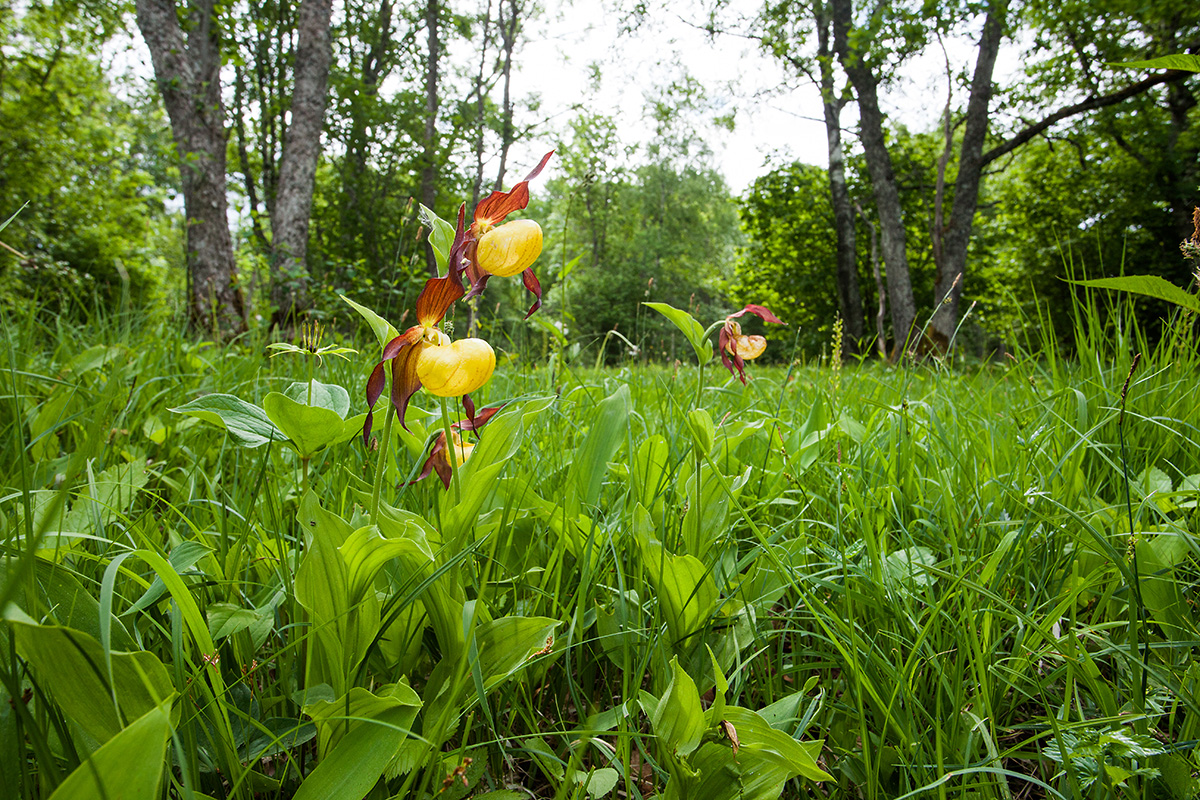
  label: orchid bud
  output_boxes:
[477,219,543,277]
[416,337,496,397]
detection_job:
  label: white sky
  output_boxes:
[507,0,1011,195]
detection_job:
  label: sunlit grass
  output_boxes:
[1,291,1197,799]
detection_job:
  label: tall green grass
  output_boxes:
[1,285,1197,799]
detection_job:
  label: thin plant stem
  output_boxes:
[370,406,396,524]
[439,394,462,505]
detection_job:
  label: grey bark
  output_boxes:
[815,3,863,357]
[135,0,245,337]
[270,0,335,324]
[420,0,441,277]
[929,0,1007,342]
[493,0,519,190]
[831,0,916,359]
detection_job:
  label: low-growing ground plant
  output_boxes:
[2,158,1199,799]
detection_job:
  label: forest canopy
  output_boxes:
[0,0,1196,360]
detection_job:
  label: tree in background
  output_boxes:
[136,0,246,336]
[1,1,178,318]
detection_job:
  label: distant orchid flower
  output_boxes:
[462,151,554,318]
[719,304,784,384]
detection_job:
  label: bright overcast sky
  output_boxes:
[508,0,1001,195]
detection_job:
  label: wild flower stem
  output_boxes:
[439,394,462,505]
[370,406,395,524]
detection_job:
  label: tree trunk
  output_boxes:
[929,0,1007,343]
[470,0,495,208]
[270,0,335,324]
[493,0,518,190]
[816,4,863,357]
[136,0,244,338]
[419,0,440,277]
[831,0,915,359]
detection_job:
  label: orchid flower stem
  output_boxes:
[438,395,462,505]
[370,406,395,525]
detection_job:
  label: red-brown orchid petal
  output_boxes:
[729,304,785,325]
[446,203,470,286]
[415,275,465,327]
[462,393,475,425]
[411,435,443,485]
[718,324,749,384]
[454,404,502,432]
[463,248,493,301]
[363,360,387,445]
[363,327,424,444]
[390,339,429,431]
[521,267,542,319]
[472,151,554,228]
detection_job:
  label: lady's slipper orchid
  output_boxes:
[362,212,497,442]
[460,151,554,318]
[719,304,784,384]
[412,405,502,488]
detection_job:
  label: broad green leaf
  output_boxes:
[1110,55,1200,72]
[419,203,457,275]
[575,767,620,797]
[631,435,670,509]
[263,391,351,457]
[1070,275,1200,315]
[47,702,171,800]
[8,612,174,744]
[303,683,421,758]
[283,380,351,418]
[569,384,631,510]
[651,657,705,757]
[645,551,718,652]
[0,558,135,649]
[170,394,282,448]
[476,616,560,687]
[643,302,714,366]
[687,408,715,455]
[292,699,418,800]
[340,294,401,350]
[294,494,355,695]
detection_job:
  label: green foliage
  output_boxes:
[0,3,179,320]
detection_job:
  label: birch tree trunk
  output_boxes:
[419,0,441,277]
[929,0,1007,343]
[831,0,916,359]
[136,0,245,337]
[815,3,863,357]
[270,0,335,324]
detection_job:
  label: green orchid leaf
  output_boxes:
[263,391,351,458]
[294,689,420,800]
[476,615,560,688]
[568,384,631,510]
[1069,275,1200,314]
[419,203,458,276]
[651,657,705,757]
[7,610,174,745]
[170,393,283,448]
[47,702,172,800]
[283,380,351,418]
[643,302,714,366]
[1110,55,1200,72]
[340,294,401,350]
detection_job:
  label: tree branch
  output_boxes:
[982,70,1192,166]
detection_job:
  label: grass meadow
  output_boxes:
[1,289,1198,800]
